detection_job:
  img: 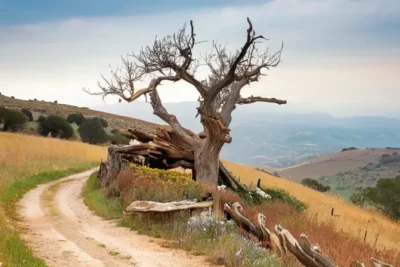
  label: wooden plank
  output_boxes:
[124,200,213,214]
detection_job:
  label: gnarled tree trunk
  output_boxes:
[194,138,224,185]
[194,115,230,185]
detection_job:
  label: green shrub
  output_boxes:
[78,117,109,144]
[20,108,33,121]
[262,187,307,211]
[0,107,28,131]
[353,176,400,219]
[99,117,108,127]
[342,147,357,152]
[380,154,400,165]
[301,178,331,192]
[109,129,130,145]
[235,185,307,211]
[38,115,74,139]
[67,113,85,125]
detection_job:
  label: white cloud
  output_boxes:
[0,0,399,115]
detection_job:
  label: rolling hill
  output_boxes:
[0,95,162,133]
[259,148,400,199]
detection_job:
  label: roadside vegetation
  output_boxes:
[0,132,105,266]
[84,164,400,266]
[84,167,295,267]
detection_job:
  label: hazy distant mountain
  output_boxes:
[91,101,400,168]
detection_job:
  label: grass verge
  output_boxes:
[83,170,124,220]
[0,162,98,267]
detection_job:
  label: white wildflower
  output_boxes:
[256,187,271,199]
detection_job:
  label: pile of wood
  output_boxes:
[97,127,245,190]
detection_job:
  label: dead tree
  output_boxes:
[85,18,286,185]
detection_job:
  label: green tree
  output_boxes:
[0,107,28,131]
[21,108,33,121]
[359,176,400,219]
[98,117,108,127]
[78,117,109,144]
[67,113,85,125]
[38,115,74,139]
[109,129,130,145]
[301,178,331,192]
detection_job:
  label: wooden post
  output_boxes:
[212,187,224,218]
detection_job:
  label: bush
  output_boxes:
[109,129,130,145]
[342,147,357,152]
[20,108,33,121]
[301,178,331,192]
[261,187,307,211]
[99,117,108,127]
[67,113,85,125]
[38,115,74,139]
[354,176,400,219]
[380,154,400,165]
[0,107,28,131]
[106,166,204,206]
[78,117,109,144]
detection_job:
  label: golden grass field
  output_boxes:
[0,132,106,191]
[0,132,107,266]
[222,159,400,252]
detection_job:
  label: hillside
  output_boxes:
[259,148,400,199]
[222,159,400,251]
[0,95,163,133]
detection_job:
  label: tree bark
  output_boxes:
[194,137,223,185]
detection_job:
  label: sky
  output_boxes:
[0,0,399,117]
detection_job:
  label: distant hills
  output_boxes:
[262,148,400,199]
[91,101,400,168]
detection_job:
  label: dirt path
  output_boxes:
[17,169,210,267]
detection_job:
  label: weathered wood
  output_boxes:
[224,202,264,241]
[351,261,366,267]
[124,200,213,214]
[298,234,337,267]
[275,225,324,267]
[371,258,394,267]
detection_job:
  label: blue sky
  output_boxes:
[0,0,399,117]
[0,0,266,25]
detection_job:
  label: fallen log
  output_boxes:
[124,200,213,214]
[275,225,325,267]
[298,234,337,267]
[223,202,264,241]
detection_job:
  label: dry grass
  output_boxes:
[0,132,106,266]
[0,132,106,191]
[222,159,400,252]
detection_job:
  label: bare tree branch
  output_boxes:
[236,96,287,105]
[204,18,281,106]
[149,88,201,147]
[219,79,248,126]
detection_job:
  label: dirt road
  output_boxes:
[17,169,210,267]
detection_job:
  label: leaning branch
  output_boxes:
[236,96,287,105]
[149,88,201,147]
